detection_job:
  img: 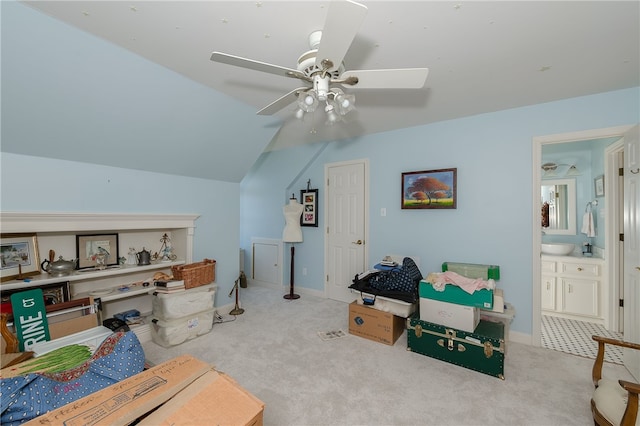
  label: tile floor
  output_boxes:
[541,314,623,364]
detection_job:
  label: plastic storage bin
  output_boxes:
[26,326,113,356]
[151,284,216,320]
[351,289,417,318]
[150,309,214,347]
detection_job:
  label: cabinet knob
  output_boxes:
[577,267,583,272]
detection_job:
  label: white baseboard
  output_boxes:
[509,330,532,345]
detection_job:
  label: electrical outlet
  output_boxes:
[302,267,307,276]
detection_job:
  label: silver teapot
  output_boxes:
[137,248,151,266]
[41,256,77,276]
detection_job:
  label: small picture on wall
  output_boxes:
[402,168,457,209]
[300,189,318,227]
[594,175,605,197]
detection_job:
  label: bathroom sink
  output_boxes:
[541,243,575,256]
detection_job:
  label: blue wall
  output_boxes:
[1,153,241,302]
[240,87,640,338]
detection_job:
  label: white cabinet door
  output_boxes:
[541,275,556,311]
[252,241,280,285]
[562,278,599,317]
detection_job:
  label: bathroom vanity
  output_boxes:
[541,253,606,325]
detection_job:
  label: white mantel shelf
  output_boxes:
[0,212,200,233]
[1,261,185,291]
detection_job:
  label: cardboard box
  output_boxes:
[419,280,494,309]
[138,369,264,426]
[482,288,504,313]
[26,354,211,425]
[419,298,480,333]
[49,313,99,340]
[348,301,404,345]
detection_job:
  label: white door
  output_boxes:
[623,125,640,380]
[325,160,368,302]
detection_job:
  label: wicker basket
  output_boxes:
[171,259,216,289]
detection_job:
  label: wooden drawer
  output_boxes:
[560,262,600,277]
[541,260,556,274]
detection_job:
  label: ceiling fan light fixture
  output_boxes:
[333,90,355,115]
[325,103,339,126]
[298,91,318,113]
[294,108,305,120]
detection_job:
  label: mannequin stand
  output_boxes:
[284,246,300,300]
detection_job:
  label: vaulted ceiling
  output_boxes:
[2,1,638,182]
[20,0,639,153]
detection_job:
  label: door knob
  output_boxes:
[352,240,363,245]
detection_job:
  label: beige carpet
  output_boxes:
[142,285,636,426]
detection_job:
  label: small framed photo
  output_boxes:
[0,233,41,282]
[300,189,319,227]
[402,168,457,209]
[76,233,120,269]
[594,175,605,197]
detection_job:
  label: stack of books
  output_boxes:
[153,280,185,294]
[380,256,398,267]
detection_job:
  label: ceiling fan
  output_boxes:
[210,0,429,125]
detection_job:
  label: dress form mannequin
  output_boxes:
[283,196,303,299]
[283,198,304,243]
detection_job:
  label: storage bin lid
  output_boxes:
[441,262,500,280]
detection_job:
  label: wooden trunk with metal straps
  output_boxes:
[407,314,506,380]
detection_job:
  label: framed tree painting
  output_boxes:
[402,168,457,209]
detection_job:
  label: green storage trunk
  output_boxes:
[407,314,506,380]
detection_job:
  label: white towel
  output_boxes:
[581,211,595,237]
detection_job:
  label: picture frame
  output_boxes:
[76,233,120,269]
[300,188,319,227]
[594,175,605,197]
[1,281,70,306]
[0,233,41,282]
[402,168,457,209]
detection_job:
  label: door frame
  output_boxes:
[605,140,624,333]
[323,158,370,299]
[531,125,633,346]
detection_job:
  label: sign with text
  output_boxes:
[10,288,50,351]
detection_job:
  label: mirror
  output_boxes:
[541,178,576,235]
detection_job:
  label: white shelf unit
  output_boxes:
[1,212,199,342]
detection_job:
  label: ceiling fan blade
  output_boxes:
[256,87,309,116]
[210,52,309,82]
[315,0,368,72]
[339,68,429,89]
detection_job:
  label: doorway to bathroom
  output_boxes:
[532,125,636,369]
